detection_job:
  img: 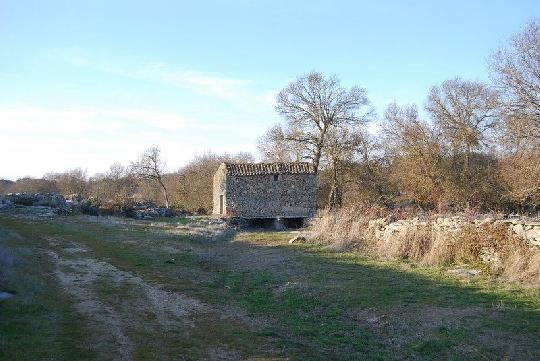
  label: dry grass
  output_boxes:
[308,205,386,251]
[502,248,540,284]
[308,207,540,286]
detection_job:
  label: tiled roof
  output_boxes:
[223,162,315,176]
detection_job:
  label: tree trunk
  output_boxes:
[157,178,170,209]
[312,145,323,173]
[464,145,471,175]
[162,187,170,209]
[312,126,327,173]
[464,145,471,209]
[327,158,342,209]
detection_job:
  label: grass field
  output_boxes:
[0,214,539,360]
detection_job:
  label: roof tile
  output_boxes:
[223,162,315,176]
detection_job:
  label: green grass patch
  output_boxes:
[0,216,539,360]
[149,216,195,224]
[0,228,95,360]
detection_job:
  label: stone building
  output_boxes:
[213,162,316,227]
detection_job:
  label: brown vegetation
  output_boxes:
[260,20,540,213]
[308,206,540,285]
[167,151,254,213]
[1,151,254,215]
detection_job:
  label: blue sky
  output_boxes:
[0,0,538,179]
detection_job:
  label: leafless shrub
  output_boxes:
[6,177,59,194]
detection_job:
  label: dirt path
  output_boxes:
[1,218,282,360]
[43,238,240,360]
[46,248,203,359]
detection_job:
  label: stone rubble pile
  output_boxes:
[0,193,175,219]
[4,192,68,209]
[0,197,12,210]
[123,201,174,220]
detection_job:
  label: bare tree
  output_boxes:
[323,125,371,208]
[332,130,391,207]
[275,71,373,172]
[426,77,498,169]
[171,151,254,213]
[382,102,446,209]
[90,163,137,209]
[257,124,305,162]
[491,19,540,148]
[131,146,170,208]
[44,168,88,196]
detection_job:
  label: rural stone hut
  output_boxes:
[213,162,316,228]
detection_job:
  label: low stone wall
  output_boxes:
[507,220,540,246]
[365,216,540,249]
[309,211,540,283]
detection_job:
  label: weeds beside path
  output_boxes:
[0,215,539,360]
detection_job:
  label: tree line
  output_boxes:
[0,149,252,214]
[259,20,540,213]
[1,20,538,214]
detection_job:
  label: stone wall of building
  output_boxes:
[212,164,227,216]
[226,173,316,218]
[213,162,317,219]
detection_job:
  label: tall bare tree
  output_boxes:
[257,125,304,162]
[426,78,498,170]
[131,146,170,208]
[491,19,540,148]
[323,125,372,208]
[491,20,540,208]
[382,102,446,209]
[275,71,373,173]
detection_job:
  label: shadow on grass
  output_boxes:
[0,215,539,361]
[211,233,540,360]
